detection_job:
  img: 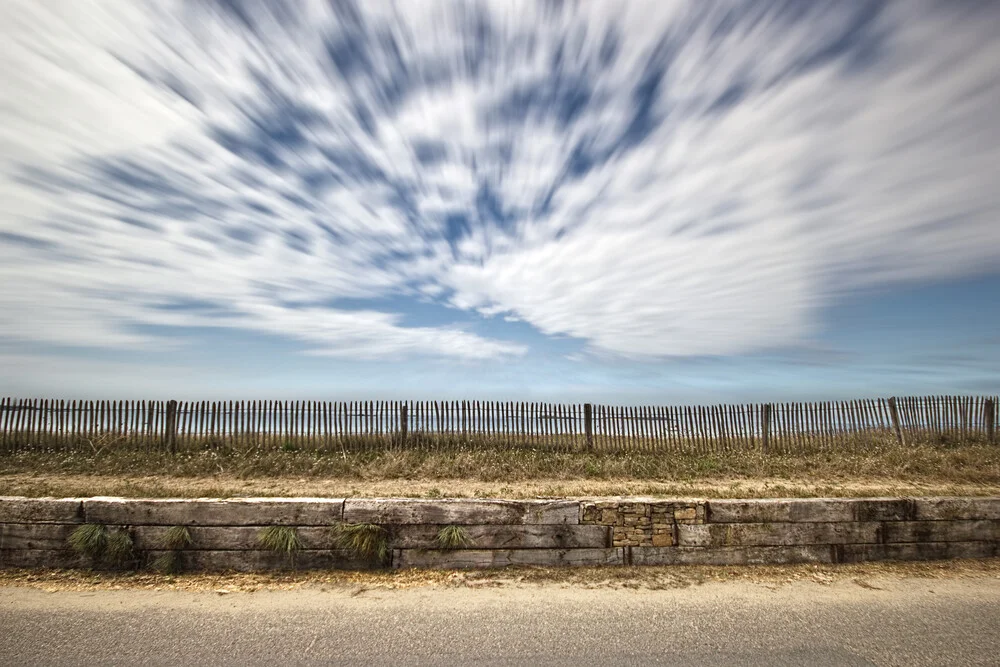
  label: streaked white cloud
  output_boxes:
[0,0,998,362]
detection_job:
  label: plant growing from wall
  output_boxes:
[151,526,193,574]
[331,522,390,565]
[105,528,136,567]
[68,523,107,563]
[257,525,302,567]
[434,525,474,549]
[68,524,136,569]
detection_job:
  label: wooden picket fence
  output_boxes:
[0,395,995,455]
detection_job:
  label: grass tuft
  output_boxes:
[162,526,193,551]
[331,523,390,564]
[150,526,193,574]
[151,552,182,574]
[434,525,474,549]
[104,528,135,567]
[68,524,108,561]
[69,524,134,568]
[257,526,302,554]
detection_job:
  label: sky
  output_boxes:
[0,0,998,404]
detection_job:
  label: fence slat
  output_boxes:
[2,393,996,454]
[0,397,10,453]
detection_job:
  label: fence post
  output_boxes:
[985,397,996,445]
[399,402,408,447]
[584,403,593,451]
[887,397,905,446]
[164,400,178,454]
[761,404,771,452]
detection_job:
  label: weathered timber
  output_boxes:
[390,524,610,550]
[761,403,771,452]
[629,545,832,566]
[837,541,999,563]
[343,499,579,525]
[0,548,77,569]
[131,525,332,551]
[680,518,1000,547]
[0,498,84,524]
[910,497,1000,521]
[707,498,919,524]
[83,498,345,526]
[888,397,905,446]
[140,549,377,571]
[880,520,1000,543]
[677,522,881,547]
[394,547,623,569]
[0,523,76,550]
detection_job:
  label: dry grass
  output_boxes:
[2,440,999,498]
[435,525,475,549]
[331,523,390,564]
[2,559,999,593]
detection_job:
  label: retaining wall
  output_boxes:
[2,496,999,571]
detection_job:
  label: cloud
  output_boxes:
[0,0,998,361]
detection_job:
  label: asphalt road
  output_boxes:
[2,577,999,666]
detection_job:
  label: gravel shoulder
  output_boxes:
[3,558,999,593]
[4,472,1000,499]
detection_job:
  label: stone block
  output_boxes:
[674,508,697,521]
[651,532,673,547]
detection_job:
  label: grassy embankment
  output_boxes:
[2,431,998,498]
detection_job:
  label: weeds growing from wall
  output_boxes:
[68,523,107,562]
[257,526,302,567]
[68,524,135,569]
[331,523,390,565]
[151,526,193,574]
[434,525,474,549]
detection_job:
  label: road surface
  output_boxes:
[2,577,999,666]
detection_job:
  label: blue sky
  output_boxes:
[0,0,998,403]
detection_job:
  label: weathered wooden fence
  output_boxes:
[0,395,996,455]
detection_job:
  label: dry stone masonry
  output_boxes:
[580,499,705,548]
[1,496,998,571]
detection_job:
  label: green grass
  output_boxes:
[104,528,135,567]
[68,524,134,568]
[161,525,193,551]
[257,526,302,555]
[331,523,390,564]
[68,524,107,561]
[150,526,194,574]
[434,525,474,549]
[151,552,182,574]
